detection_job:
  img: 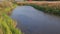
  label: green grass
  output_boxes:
[0,13,22,34]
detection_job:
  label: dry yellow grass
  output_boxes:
[0,28,3,34]
[17,1,60,7]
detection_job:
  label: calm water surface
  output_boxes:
[11,6,60,34]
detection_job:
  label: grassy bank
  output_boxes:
[24,2,60,16]
[0,1,17,15]
[0,13,22,34]
[0,1,22,34]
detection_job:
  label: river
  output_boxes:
[11,6,60,34]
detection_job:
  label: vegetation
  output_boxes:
[1,1,60,34]
[0,1,22,34]
[0,1,17,15]
[0,13,22,34]
[25,3,60,16]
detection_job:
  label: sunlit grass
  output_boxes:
[0,13,22,34]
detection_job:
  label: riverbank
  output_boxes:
[25,3,60,16]
[0,1,17,15]
[0,1,22,34]
[17,1,60,16]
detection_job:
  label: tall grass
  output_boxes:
[0,13,22,34]
[0,1,22,34]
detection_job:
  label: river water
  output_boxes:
[11,6,60,34]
